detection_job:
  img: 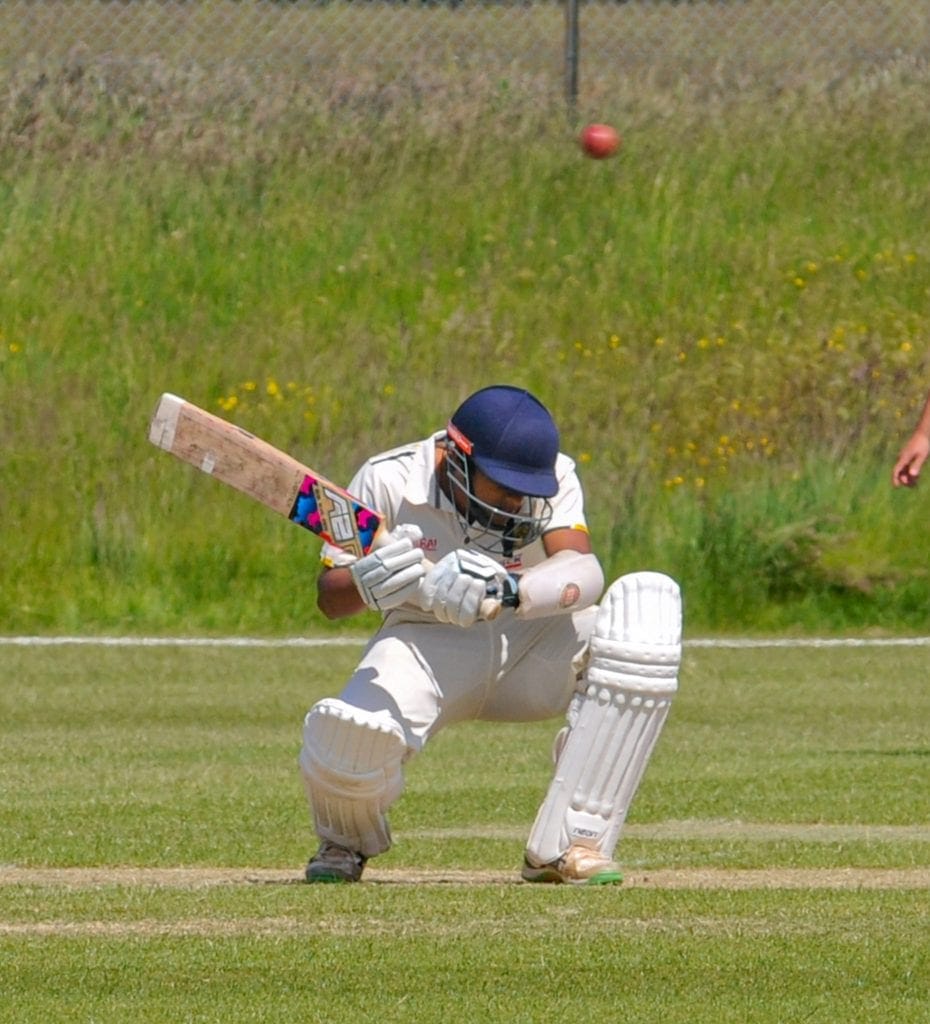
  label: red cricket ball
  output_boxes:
[579,123,620,159]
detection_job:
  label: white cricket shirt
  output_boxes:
[320,431,590,572]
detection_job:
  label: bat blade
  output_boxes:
[148,393,501,619]
[148,393,382,559]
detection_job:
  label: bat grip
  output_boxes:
[480,593,503,622]
[369,527,503,622]
[420,557,503,622]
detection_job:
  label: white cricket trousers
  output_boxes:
[338,606,597,753]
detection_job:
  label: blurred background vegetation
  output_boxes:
[2,18,930,636]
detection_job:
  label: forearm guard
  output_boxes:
[514,549,605,619]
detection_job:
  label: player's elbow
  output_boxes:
[317,596,343,621]
[317,567,365,620]
[316,593,360,621]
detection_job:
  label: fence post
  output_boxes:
[565,0,580,118]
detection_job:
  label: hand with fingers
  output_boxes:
[892,390,930,488]
[893,433,930,488]
[417,548,518,628]
[350,525,427,611]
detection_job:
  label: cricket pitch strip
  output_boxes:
[2,866,930,890]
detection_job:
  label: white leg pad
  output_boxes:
[525,572,682,865]
[298,698,407,859]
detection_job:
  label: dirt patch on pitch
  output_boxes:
[4,822,929,891]
[3,865,930,890]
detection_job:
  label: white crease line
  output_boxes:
[0,636,366,648]
[687,636,930,649]
[3,635,930,649]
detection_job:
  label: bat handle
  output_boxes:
[370,528,504,622]
[420,557,503,622]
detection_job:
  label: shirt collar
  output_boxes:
[403,430,448,507]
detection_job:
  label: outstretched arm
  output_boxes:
[893,391,930,487]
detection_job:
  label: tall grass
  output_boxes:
[2,55,930,634]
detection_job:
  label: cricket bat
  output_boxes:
[148,392,383,558]
[147,393,501,617]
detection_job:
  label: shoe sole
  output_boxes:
[581,869,623,885]
[521,866,623,886]
[305,870,360,883]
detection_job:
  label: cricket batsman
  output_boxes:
[299,384,682,884]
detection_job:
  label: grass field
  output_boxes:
[1,639,928,1022]
[2,18,930,1019]
[1,3,930,636]
[4,56,930,635]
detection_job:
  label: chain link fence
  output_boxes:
[1,1,928,109]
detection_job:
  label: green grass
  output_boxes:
[3,22,930,636]
[3,888,928,1023]
[2,17,929,1022]
[1,640,929,1022]
[4,642,929,868]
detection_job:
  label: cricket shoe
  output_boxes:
[521,844,623,886]
[305,841,367,883]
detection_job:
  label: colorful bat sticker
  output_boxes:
[289,474,382,559]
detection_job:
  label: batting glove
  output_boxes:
[350,524,427,611]
[417,548,514,628]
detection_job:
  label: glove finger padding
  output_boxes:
[350,525,426,611]
[418,549,508,627]
[431,572,486,627]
